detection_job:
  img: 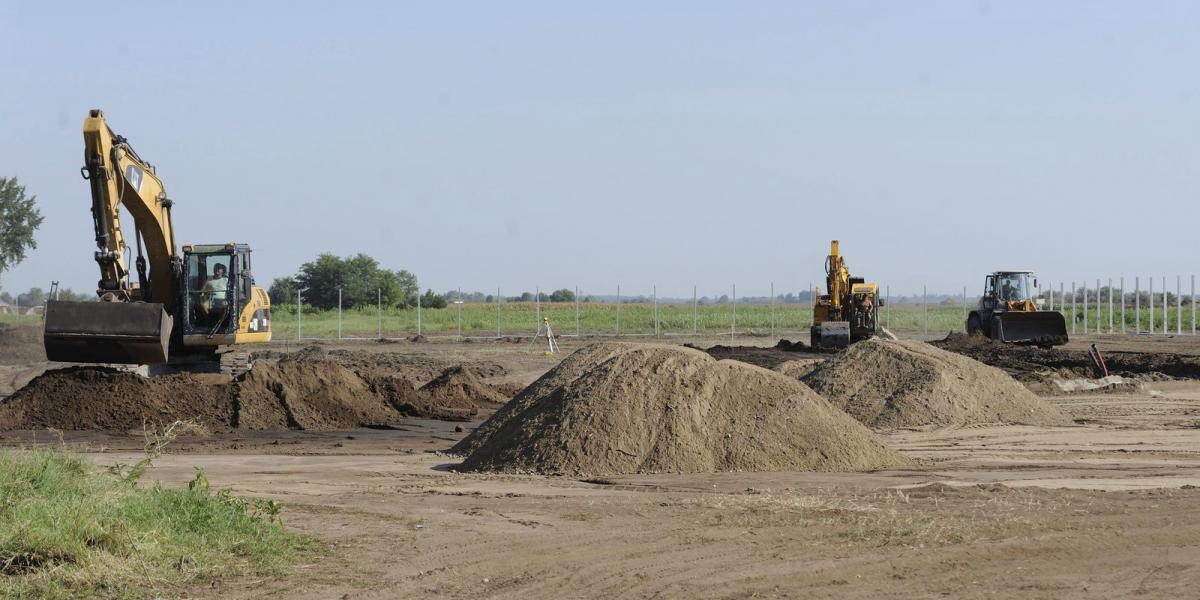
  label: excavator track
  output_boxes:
[219,349,253,377]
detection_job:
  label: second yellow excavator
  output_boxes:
[43,110,272,372]
[811,240,880,350]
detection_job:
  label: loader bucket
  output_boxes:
[44,300,172,364]
[993,311,1068,347]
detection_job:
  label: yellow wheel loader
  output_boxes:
[43,110,271,373]
[966,271,1067,347]
[811,240,880,350]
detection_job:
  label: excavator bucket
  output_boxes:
[993,311,1068,347]
[43,300,172,364]
[811,321,851,351]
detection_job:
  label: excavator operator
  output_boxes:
[201,263,229,315]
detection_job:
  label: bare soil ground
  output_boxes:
[3,326,1200,598]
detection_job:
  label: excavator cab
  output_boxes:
[181,244,257,341]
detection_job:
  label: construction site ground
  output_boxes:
[3,326,1200,598]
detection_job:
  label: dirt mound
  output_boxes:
[0,367,232,431]
[253,346,506,385]
[235,360,402,430]
[931,333,1200,381]
[0,323,45,364]
[0,360,516,431]
[420,366,508,408]
[452,343,907,476]
[802,339,1071,429]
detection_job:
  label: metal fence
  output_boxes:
[276,275,1197,342]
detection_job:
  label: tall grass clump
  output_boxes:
[0,447,319,599]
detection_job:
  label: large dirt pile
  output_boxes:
[234,360,402,429]
[452,343,907,476]
[802,339,1071,429]
[0,367,232,430]
[0,359,515,431]
[253,345,507,386]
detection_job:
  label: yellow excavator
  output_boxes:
[811,240,880,350]
[43,110,272,372]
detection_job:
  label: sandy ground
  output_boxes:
[3,330,1200,598]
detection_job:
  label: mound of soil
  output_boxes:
[802,339,1071,429]
[235,360,401,430]
[0,323,45,364]
[0,367,232,431]
[253,346,506,386]
[931,333,1200,381]
[452,343,907,476]
[0,360,516,431]
[420,366,508,408]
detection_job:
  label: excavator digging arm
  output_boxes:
[81,109,180,306]
[44,110,181,365]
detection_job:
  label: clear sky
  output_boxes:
[2,1,1196,300]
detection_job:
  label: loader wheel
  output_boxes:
[966,314,984,337]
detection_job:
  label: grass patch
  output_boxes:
[272,301,977,339]
[0,449,321,599]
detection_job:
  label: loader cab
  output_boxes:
[181,243,253,336]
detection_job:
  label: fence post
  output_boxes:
[692,284,698,335]
[770,282,775,335]
[575,286,580,337]
[337,287,343,340]
[923,284,928,336]
[1192,274,1196,336]
[456,300,462,339]
[377,288,382,339]
[1071,282,1076,334]
[297,288,302,341]
[1150,277,1155,334]
[885,284,890,330]
[731,284,736,341]
[1120,277,1125,334]
[616,284,621,337]
[1059,282,1064,317]
[810,283,816,327]
[535,286,541,336]
[1162,276,1167,336]
[417,290,421,337]
[1178,275,1183,335]
[1095,278,1101,335]
[497,287,502,338]
[653,285,659,337]
[1082,282,1088,334]
[1107,277,1113,333]
[1135,277,1140,334]
[962,285,967,327]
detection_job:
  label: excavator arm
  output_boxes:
[44,110,178,364]
[82,109,179,307]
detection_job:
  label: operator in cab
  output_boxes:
[201,263,229,314]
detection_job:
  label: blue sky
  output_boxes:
[1,2,1196,299]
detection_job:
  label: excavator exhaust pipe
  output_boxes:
[44,300,172,364]
[993,311,1069,347]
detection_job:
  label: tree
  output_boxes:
[268,277,298,305]
[420,289,447,309]
[294,253,419,310]
[0,177,44,286]
[549,288,576,303]
[17,287,45,307]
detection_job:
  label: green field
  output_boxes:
[268,301,987,340]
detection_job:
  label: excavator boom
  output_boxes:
[44,110,179,364]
